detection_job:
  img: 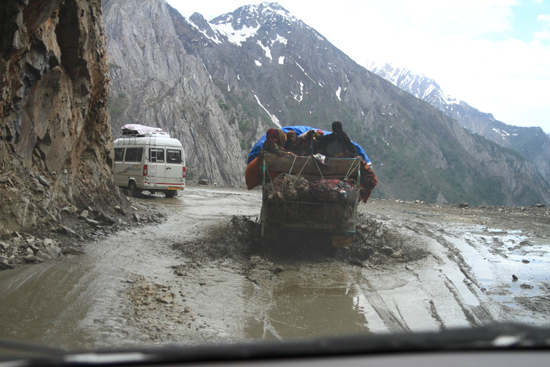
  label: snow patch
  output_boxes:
[293,81,304,102]
[257,41,272,60]
[255,60,262,67]
[274,34,288,45]
[295,62,307,75]
[443,93,459,105]
[423,84,436,99]
[254,94,281,128]
[492,128,511,138]
[212,22,260,46]
[295,62,317,84]
[335,87,341,101]
[278,56,285,65]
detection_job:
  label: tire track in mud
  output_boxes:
[353,277,411,333]
[397,261,451,331]
[419,226,498,327]
[428,300,446,330]
[355,216,499,331]
[442,276,482,327]
[347,217,457,333]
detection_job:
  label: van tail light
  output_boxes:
[143,165,148,176]
[182,167,186,178]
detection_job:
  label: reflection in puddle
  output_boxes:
[449,226,550,307]
[245,283,369,340]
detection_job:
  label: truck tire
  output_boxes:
[165,191,177,198]
[128,181,141,198]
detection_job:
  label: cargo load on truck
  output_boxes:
[247,124,377,247]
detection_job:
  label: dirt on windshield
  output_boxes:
[1,187,549,350]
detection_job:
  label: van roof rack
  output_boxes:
[121,131,169,137]
[121,124,170,137]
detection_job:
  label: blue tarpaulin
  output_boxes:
[247,125,370,164]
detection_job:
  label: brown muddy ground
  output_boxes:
[0,187,549,351]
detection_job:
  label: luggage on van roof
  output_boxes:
[121,124,170,137]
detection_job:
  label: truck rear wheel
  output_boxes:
[165,191,177,198]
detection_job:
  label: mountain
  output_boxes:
[103,0,550,206]
[365,60,550,184]
[102,0,246,185]
[0,0,125,232]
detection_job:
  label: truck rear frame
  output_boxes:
[261,153,362,247]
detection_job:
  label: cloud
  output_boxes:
[331,1,550,130]
[535,30,550,42]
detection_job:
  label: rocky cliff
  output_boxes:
[0,0,124,233]
[103,0,247,186]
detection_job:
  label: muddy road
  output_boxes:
[1,187,549,350]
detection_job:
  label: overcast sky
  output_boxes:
[166,0,550,133]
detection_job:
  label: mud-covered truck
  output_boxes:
[260,153,363,247]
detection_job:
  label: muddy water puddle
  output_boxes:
[244,282,368,340]
[238,259,371,340]
[441,225,550,305]
[0,257,98,348]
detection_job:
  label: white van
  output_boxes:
[113,134,186,198]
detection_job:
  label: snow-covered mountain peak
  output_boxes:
[365,59,460,108]
[210,2,297,46]
[211,2,296,28]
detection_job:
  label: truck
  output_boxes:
[260,153,363,247]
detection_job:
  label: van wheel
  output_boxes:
[128,181,141,197]
[165,191,177,198]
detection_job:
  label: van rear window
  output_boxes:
[114,148,125,162]
[124,148,143,162]
[167,149,182,164]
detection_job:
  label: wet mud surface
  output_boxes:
[1,187,550,351]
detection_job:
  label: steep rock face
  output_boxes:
[103,0,246,186]
[0,0,123,231]
[366,61,550,185]
[169,2,550,206]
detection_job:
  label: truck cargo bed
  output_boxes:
[261,154,362,246]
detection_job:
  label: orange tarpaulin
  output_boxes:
[245,156,262,190]
[360,162,377,203]
[246,156,283,190]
